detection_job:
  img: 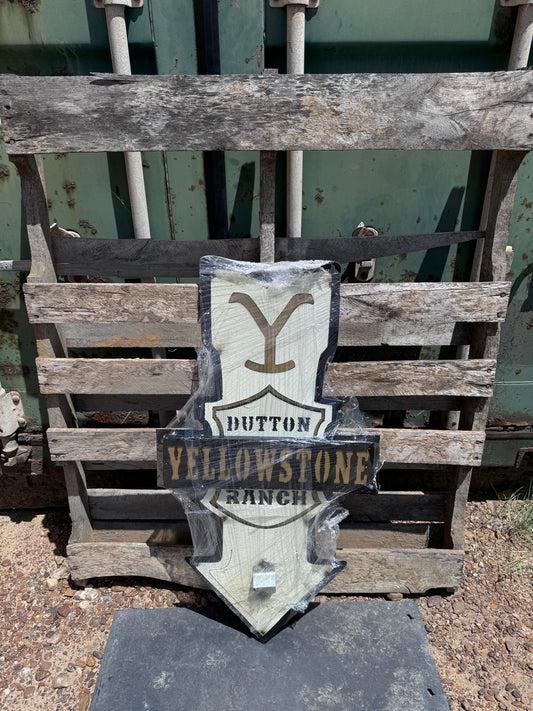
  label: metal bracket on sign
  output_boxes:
[94,0,143,8]
[270,1,320,8]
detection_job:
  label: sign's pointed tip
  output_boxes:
[187,554,347,640]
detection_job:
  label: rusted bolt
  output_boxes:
[17,416,26,427]
[11,394,20,405]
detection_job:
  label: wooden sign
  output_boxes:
[159,437,378,491]
[158,257,379,638]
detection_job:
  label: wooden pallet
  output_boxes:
[2,70,530,593]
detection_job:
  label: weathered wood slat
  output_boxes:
[66,540,464,592]
[87,489,445,523]
[52,237,259,276]
[87,513,433,549]
[275,231,482,263]
[64,323,202,349]
[2,72,532,153]
[38,357,496,398]
[24,283,200,324]
[25,281,511,323]
[38,358,197,395]
[327,360,495,398]
[47,427,485,466]
[73,392,466,413]
[63,321,474,349]
[49,232,483,277]
[89,522,436,549]
[327,548,464,594]
[447,151,528,552]
[24,282,510,351]
[11,156,92,542]
[66,540,202,588]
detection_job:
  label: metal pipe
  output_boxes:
[509,4,533,70]
[286,5,306,239]
[105,3,151,241]
[105,4,132,74]
[101,1,171,426]
[287,5,306,74]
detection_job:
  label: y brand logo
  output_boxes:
[229,292,314,373]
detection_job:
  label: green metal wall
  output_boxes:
[0,0,531,465]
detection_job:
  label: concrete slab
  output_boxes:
[89,601,449,711]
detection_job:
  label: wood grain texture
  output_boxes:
[11,156,91,541]
[326,359,496,398]
[66,540,203,588]
[24,282,510,350]
[10,156,55,284]
[448,153,527,551]
[62,321,474,349]
[88,520,437,550]
[37,357,496,398]
[72,392,467,413]
[66,539,463,592]
[63,323,202,349]
[49,231,483,277]
[443,466,472,550]
[2,72,532,153]
[38,358,197,395]
[88,489,445,523]
[47,427,486,466]
[52,236,260,277]
[275,231,482,263]
[24,283,199,324]
[327,548,464,594]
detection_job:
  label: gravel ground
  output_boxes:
[0,500,531,711]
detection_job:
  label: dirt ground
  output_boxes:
[0,500,531,711]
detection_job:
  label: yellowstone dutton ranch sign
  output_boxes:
[158,258,379,638]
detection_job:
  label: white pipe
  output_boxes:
[105,4,132,74]
[287,5,306,74]
[286,5,306,239]
[103,2,170,425]
[509,4,533,70]
[105,3,151,241]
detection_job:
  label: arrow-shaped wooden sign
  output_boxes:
[158,257,379,638]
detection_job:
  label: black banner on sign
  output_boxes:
[157,431,379,493]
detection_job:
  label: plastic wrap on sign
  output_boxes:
[157,257,381,639]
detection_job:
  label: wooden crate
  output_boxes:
[2,70,530,593]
